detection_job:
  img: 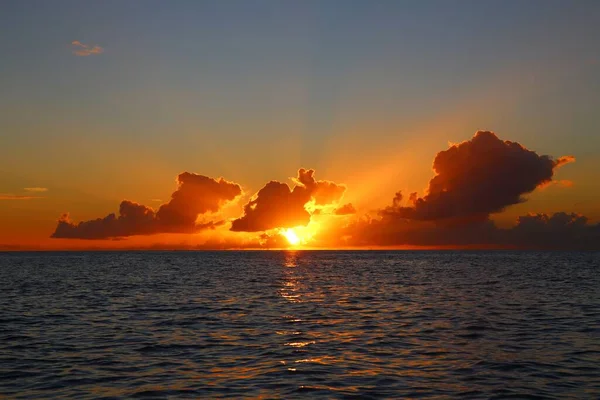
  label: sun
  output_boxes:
[280,223,319,247]
[283,228,301,246]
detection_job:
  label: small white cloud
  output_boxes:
[24,187,48,192]
[71,40,104,56]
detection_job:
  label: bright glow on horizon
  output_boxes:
[283,228,301,246]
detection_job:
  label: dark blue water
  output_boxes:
[1,251,599,399]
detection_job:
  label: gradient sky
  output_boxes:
[1,0,600,248]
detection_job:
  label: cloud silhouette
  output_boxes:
[51,173,241,239]
[335,211,599,250]
[45,131,596,249]
[319,131,596,249]
[334,203,357,215]
[71,40,104,56]
[155,173,241,231]
[231,168,346,232]
[383,131,575,221]
[509,212,599,249]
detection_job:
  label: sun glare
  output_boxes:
[283,228,301,246]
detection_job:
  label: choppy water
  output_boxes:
[1,251,599,399]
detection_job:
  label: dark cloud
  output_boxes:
[230,180,311,232]
[384,131,575,221]
[509,212,599,249]
[47,131,595,249]
[320,130,596,249]
[258,232,290,248]
[336,213,498,248]
[335,211,599,250]
[231,168,346,232]
[334,203,357,215]
[51,173,241,239]
[155,173,241,231]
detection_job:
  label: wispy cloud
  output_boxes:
[0,194,43,200]
[71,40,104,56]
[538,179,574,190]
[24,187,48,192]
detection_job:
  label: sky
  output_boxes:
[1,0,599,249]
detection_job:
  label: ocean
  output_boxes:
[1,251,599,398]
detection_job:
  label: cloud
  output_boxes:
[337,214,499,248]
[0,194,43,200]
[538,179,574,190]
[24,187,48,192]
[292,169,346,206]
[44,130,596,249]
[509,212,599,249]
[258,232,291,248]
[382,131,575,221]
[231,168,346,232]
[334,203,356,215]
[334,211,599,250]
[317,130,597,250]
[155,173,241,230]
[71,40,104,56]
[230,180,311,232]
[51,173,241,239]
[555,155,576,168]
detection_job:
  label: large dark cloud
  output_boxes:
[320,130,597,249]
[51,173,241,239]
[231,168,346,232]
[384,131,575,221]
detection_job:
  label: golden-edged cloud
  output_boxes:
[381,131,575,222]
[230,168,346,232]
[47,131,600,249]
[71,40,104,56]
[329,131,598,250]
[51,173,241,239]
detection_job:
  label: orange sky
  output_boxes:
[1,130,596,250]
[2,2,600,250]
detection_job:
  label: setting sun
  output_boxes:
[283,228,300,246]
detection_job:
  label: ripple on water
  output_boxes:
[0,251,599,399]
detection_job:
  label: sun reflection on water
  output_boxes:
[284,250,298,268]
[280,252,302,303]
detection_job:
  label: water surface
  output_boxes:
[1,251,599,398]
